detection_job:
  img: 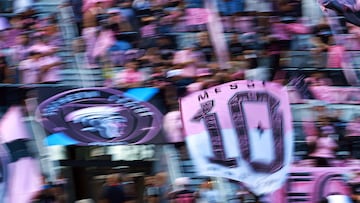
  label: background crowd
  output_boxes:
[0,0,359,172]
[0,0,360,202]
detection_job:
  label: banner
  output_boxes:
[35,87,167,145]
[180,80,294,195]
[0,106,42,203]
[270,166,358,203]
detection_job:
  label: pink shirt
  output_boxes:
[271,22,291,41]
[346,120,360,137]
[163,111,184,143]
[310,137,337,158]
[173,50,197,77]
[40,55,62,83]
[327,45,345,68]
[140,24,157,38]
[116,69,145,85]
[18,58,42,84]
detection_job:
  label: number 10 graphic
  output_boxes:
[192,91,285,173]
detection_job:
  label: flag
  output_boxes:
[180,80,294,195]
[319,0,360,27]
[318,0,360,85]
[0,106,42,203]
[36,87,165,145]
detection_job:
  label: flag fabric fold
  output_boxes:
[0,106,42,203]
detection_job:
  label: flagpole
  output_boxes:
[204,0,230,70]
[25,95,58,182]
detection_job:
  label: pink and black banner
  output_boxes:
[180,80,294,195]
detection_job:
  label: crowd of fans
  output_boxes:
[0,1,359,202]
[0,0,358,163]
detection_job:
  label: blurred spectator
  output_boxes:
[155,172,170,203]
[173,44,201,78]
[138,47,164,68]
[110,33,133,53]
[3,20,22,49]
[326,36,345,68]
[32,174,57,203]
[305,71,333,86]
[72,37,86,53]
[163,107,184,143]
[163,69,184,108]
[317,116,339,141]
[11,33,32,64]
[195,32,214,63]
[28,35,57,56]
[114,60,146,88]
[38,49,63,84]
[311,18,332,67]
[276,0,302,18]
[156,34,177,51]
[216,0,244,16]
[345,114,360,159]
[143,175,160,203]
[196,178,221,203]
[132,0,152,15]
[122,175,137,203]
[228,33,244,61]
[307,129,338,167]
[347,169,360,202]
[167,177,196,203]
[41,23,64,48]
[239,32,260,72]
[211,71,231,85]
[18,51,43,84]
[346,23,360,50]
[158,0,184,34]
[107,8,134,33]
[138,16,158,48]
[66,0,83,36]
[82,0,109,65]
[145,62,169,88]
[52,172,68,203]
[186,67,213,94]
[0,55,14,83]
[99,173,126,203]
[346,114,360,137]
[116,0,138,31]
[92,25,116,61]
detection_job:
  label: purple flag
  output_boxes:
[319,0,360,26]
[318,0,360,85]
[36,87,165,145]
